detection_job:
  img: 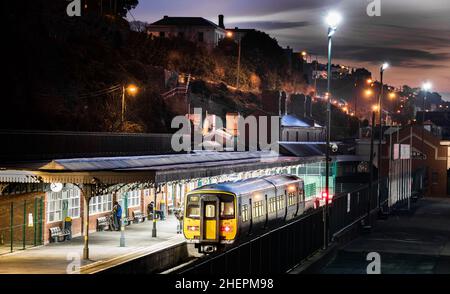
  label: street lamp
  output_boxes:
[122,84,139,124]
[420,81,432,190]
[367,104,379,229]
[226,31,242,90]
[365,89,373,97]
[324,11,342,249]
[377,62,389,208]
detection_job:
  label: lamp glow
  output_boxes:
[422,81,432,92]
[325,11,342,29]
[382,62,389,71]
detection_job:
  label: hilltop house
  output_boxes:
[147,15,227,49]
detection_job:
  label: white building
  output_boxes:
[147,15,227,49]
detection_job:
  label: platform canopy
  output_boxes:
[1,151,325,185]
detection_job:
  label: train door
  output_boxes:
[200,196,220,243]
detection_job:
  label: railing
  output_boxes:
[180,208,325,274]
[161,86,188,100]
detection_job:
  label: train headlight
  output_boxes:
[188,226,199,231]
[221,225,232,232]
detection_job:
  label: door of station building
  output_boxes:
[200,196,220,242]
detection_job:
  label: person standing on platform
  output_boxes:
[174,207,184,234]
[113,201,122,231]
[160,197,166,220]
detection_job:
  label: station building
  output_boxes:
[0,148,366,254]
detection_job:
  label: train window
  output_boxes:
[253,201,264,218]
[220,201,235,219]
[186,195,200,218]
[288,192,297,206]
[268,198,276,213]
[205,204,216,218]
[219,194,235,219]
[242,205,249,222]
[277,195,285,210]
[186,205,200,218]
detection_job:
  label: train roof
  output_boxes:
[191,175,302,195]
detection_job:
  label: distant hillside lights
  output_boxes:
[66,0,81,17]
[171,108,280,156]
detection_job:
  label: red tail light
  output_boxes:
[321,192,333,203]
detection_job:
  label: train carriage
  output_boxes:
[183,175,305,253]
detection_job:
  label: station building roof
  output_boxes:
[0,151,322,184]
[281,115,311,127]
[281,115,323,128]
[1,149,364,185]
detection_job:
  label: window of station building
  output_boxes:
[143,189,150,197]
[252,200,264,218]
[89,194,112,215]
[47,191,63,223]
[241,204,249,222]
[66,188,80,218]
[117,190,141,208]
[128,190,141,207]
[47,185,81,223]
[159,31,165,37]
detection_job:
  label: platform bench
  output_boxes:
[126,214,134,225]
[97,216,110,231]
[133,210,146,223]
[49,227,70,243]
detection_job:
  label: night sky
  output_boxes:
[130,0,450,100]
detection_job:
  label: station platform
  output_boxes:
[0,215,188,274]
[319,197,450,274]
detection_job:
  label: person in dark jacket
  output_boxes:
[113,201,122,231]
[147,201,154,219]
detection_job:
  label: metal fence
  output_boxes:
[0,197,44,255]
[179,179,387,274]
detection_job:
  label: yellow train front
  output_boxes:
[183,175,305,254]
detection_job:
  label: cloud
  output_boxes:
[133,0,343,20]
[325,45,450,68]
[227,21,310,30]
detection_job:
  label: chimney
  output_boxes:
[218,14,225,28]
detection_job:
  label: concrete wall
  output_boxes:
[98,242,190,274]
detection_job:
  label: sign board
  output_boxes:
[28,213,33,227]
[393,144,400,160]
[400,144,411,159]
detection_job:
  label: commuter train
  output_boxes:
[183,175,316,253]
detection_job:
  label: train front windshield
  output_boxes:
[186,194,235,219]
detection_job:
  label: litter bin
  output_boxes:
[64,216,72,240]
